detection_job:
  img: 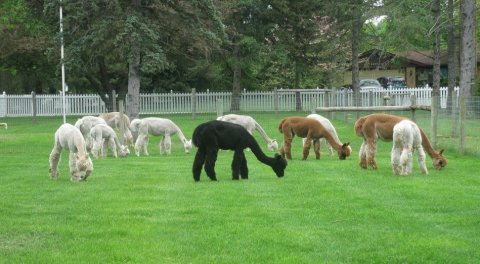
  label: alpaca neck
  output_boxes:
[254,121,274,144]
[174,126,189,147]
[75,136,88,158]
[248,136,276,166]
[419,129,438,158]
[322,129,343,151]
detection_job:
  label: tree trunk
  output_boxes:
[447,0,459,137]
[230,39,241,112]
[430,0,441,148]
[459,0,476,154]
[351,0,362,110]
[127,48,141,119]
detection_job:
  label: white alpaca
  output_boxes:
[391,120,428,176]
[98,112,134,148]
[89,124,129,159]
[216,114,278,151]
[49,123,93,182]
[131,117,192,156]
[74,116,107,142]
[304,113,352,156]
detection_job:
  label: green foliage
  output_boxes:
[0,114,479,262]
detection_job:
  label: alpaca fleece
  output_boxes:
[192,120,287,181]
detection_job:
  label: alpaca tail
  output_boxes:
[278,118,286,133]
[354,117,366,136]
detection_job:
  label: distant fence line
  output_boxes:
[0,87,459,118]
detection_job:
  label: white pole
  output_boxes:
[60,2,66,124]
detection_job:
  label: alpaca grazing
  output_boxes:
[89,124,130,159]
[391,120,428,175]
[216,114,278,151]
[0,123,7,129]
[49,123,93,182]
[98,112,134,148]
[130,117,192,156]
[192,120,287,181]
[304,113,352,157]
[355,113,447,170]
[74,116,107,141]
[278,116,351,160]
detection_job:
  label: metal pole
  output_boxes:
[60,2,66,124]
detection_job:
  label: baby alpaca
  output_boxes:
[89,124,129,159]
[131,117,192,156]
[192,120,287,181]
[49,123,93,182]
[278,116,351,160]
[98,112,134,148]
[217,114,278,151]
[304,114,352,157]
[391,120,428,175]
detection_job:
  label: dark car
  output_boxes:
[377,76,407,89]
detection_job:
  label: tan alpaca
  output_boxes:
[278,116,351,160]
[49,123,93,182]
[355,113,447,170]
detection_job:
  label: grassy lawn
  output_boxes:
[0,112,479,263]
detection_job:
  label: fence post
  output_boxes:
[111,90,117,112]
[459,95,465,154]
[410,93,416,122]
[216,98,223,117]
[343,90,348,122]
[191,88,196,120]
[331,90,336,120]
[31,91,37,123]
[274,88,279,118]
[118,100,125,145]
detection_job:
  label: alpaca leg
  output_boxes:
[366,139,377,169]
[282,133,293,160]
[326,140,334,156]
[164,134,172,155]
[417,146,429,175]
[69,152,81,182]
[143,136,149,156]
[231,150,245,180]
[359,141,368,169]
[399,147,412,175]
[109,138,117,158]
[49,146,62,179]
[240,153,248,179]
[302,138,312,160]
[204,147,219,181]
[313,139,321,160]
[159,137,165,155]
[192,149,206,182]
[391,145,402,175]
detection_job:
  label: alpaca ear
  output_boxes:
[439,149,444,155]
[343,142,350,147]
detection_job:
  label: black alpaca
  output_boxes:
[192,120,287,181]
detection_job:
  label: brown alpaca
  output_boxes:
[355,113,447,170]
[278,116,351,160]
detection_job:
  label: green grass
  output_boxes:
[0,113,479,263]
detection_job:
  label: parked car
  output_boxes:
[359,79,383,91]
[377,76,407,89]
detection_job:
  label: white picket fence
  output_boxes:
[0,87,459,117]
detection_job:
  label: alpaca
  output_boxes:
[49,123,93,182]
[355,113,447,170]
[391,120,428,175]
[74,116,107,142]
[0,123,7,129]
[278,116,351,160]
[304,113,352,157]
[192,120,287,181]
[98,112,134,148]
[216,114,278,151]
[131,117,192,156]
[89,124,130,159]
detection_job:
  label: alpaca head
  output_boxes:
[184,139,193,153]
[267,139,279,151]
[432,149,447,169]
[272,153,287,177]
[72,154,93,181]
[119,145,130,157]
[337,143,352,160]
